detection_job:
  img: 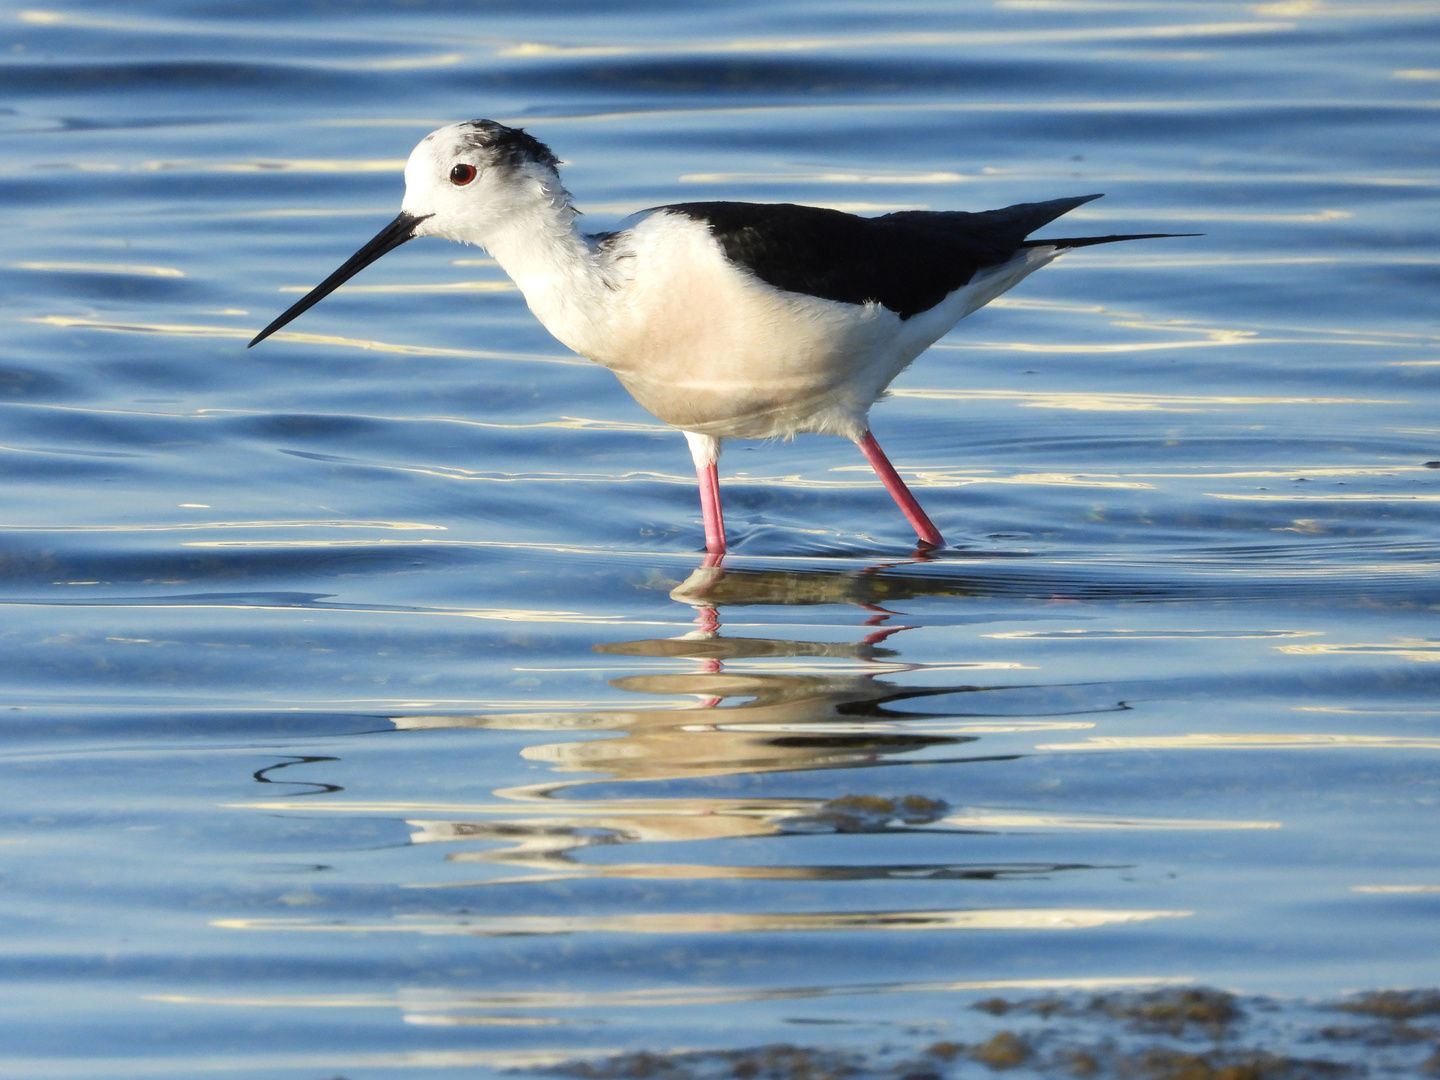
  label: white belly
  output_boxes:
[583,215,897,438]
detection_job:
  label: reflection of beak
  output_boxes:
[247,210,432,347]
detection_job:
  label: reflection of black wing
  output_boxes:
[660,196,1105,318]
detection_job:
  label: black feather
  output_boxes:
[458,120,560,171]
[662,196,1191,319]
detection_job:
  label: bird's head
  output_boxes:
[403,119,565,242]
[248,119,563,347]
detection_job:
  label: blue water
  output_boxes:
[4,2,1440,1076]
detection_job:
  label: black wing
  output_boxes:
[661,196,1183,319]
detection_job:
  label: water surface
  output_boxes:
[4,1,1440,1076]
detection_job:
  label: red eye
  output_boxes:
[449,163,477,186]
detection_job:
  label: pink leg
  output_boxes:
[696,460,727,556]
[855,429,944,548]
[696,605,721,634]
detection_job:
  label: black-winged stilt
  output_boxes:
[250,120,1187,555]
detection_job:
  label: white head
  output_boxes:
[249,120,566,347]
[403,120,568,244]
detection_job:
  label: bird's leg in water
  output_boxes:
[685,431,726,556]
[697,461,726,556]
[855,430,944,548]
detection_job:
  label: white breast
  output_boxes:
[562,213,896,439]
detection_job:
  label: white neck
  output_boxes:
[480,178,612,360]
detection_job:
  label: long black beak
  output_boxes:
[248,210,431,347]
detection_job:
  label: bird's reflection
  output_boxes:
[390,557,1119,888]
[395,561,1072,783]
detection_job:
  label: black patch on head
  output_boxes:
[458,119,560,171]
[661,195,1126,319]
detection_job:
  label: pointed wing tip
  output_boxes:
[1025,230,1203,251]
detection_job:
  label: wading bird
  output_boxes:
[250,120,1184,555]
